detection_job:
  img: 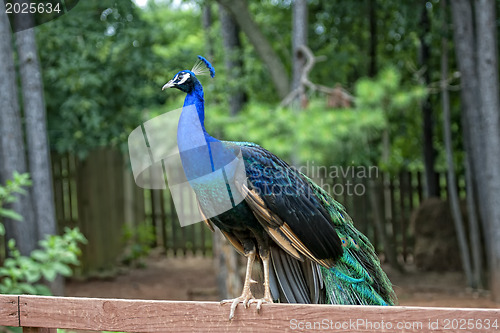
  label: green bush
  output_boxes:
[0,172,87,295]
[121,223,156,267]
[0,172,32,225]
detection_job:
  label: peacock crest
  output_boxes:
[191,55,215,78]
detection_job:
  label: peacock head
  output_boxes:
[162,70,198,93]
[162,56,215,94]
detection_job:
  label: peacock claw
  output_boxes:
[220,291,255,320]
[249,296,273,314]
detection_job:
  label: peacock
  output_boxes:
[162,56,397,320]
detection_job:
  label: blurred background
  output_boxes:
[0,0,499,315]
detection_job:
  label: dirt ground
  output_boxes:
[66,253,499,309]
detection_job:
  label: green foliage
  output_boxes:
[121,223,156,266]
[205,66,427,172]
[33,0,460,175]
[307,1,425,86]
[0,172,32,225]
[355,67,427,110]
[37,0,166,158]
[0,228,87,295]
[143,0,205,66]
[0,174,87,295]
[208,99,386,167]
[355,67,427,172]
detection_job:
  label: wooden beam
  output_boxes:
[0,295,498,333]
[0,295,18,326]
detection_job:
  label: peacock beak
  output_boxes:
[162,80,175,90]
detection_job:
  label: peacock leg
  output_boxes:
[220,249,257,320]
[249,252,274,312]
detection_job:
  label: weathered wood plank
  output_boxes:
[0,295,19,326]
[12,295,500,333]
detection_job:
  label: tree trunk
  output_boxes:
[202,2,214,60]
[440,0,473,287]
[289,0,307,166]
[217,0,289,99]
[368,0,377,77]
[368,179,401,271]
[292,0,307,92]
[475,0,500,302]
[14,5,61,294]
[212,229,242,298]
[418,5,438,198]
[464,154,484,288]
[377,125,401,270]
[450,0,490,259]
[0,0,37,256]
[218,4,246,116]
[451,0,485,287]
[14,9,57,240]
[442,1,483,288]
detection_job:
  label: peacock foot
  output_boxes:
[248,295,273,314]
[220,288,256,320]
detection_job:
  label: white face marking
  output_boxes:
[177,72,190,85]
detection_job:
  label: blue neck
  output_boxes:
[181,84,218,142]
[177,82,220,176]
[176,79,240,203]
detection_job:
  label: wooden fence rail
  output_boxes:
[1,295,499,333]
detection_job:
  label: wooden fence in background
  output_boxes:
[50,150,214,275]
[47,150,466,274]
[51,150,128,275]
[1,295,498,333]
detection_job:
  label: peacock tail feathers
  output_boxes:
[225,141,396,306]
[302,173,397,306]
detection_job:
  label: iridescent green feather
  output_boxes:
[301,173,397,306]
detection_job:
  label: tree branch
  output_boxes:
[217,0,289,99]
[280,45,353,108]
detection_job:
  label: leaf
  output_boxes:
[3,258,16,269]
[24,269,42,283]
[41,266,57,282]
[53,262,73,277]
[34,284,52,296]
[61,252,80,265]
[18,283,38,295]
[0,209,23,221]
[31,249,49,262]
[0,267,10,276]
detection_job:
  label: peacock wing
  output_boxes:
[236,143,344,268]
